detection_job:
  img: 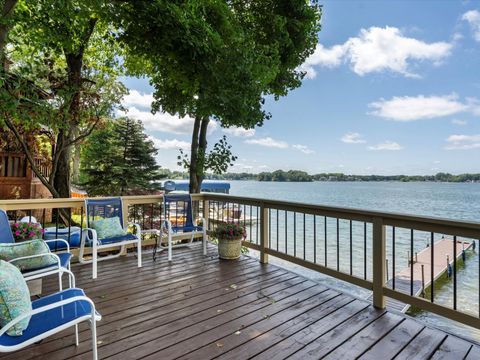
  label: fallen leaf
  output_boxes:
[230,284,237,289]
[216,342,224,348]
[217,309,223,313]
[234,331,241,335]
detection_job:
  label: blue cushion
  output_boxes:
[0,239,57,272]
[21,253,71,276]
[171,225,203,233]
[0,260,32,336]
[0,288,97,346]
[98,233,138,245]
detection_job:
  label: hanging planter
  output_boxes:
[209,223,246,260]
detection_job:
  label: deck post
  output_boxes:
[260,204,269,264]
[203,199,210,240]
[372,217,386,309]
[120,197,130,256]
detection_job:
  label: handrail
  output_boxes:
[1,193,480,330]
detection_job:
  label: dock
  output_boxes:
[370,238,474,313]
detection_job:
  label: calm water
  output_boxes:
[227,180,480,341]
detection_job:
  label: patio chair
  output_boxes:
[153,194,206,261]
[0,210,74,290]
[0,287,101,359]
[80,197,142,279]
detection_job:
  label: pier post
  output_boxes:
[372,217,386,309]
[259,203,269,264]
[421,264,425,298]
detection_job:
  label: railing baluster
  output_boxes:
[349,220,353,276]
[314,215,317,264]
[256,206,259,245]
[364,222,367,280]
[324,216,327,267]
[268,209,271,249]
[303,213,306,260]
[285,211,288,254]
[453,235,457,310]
[336,218,340,272]
[276,209,279,251]
[431,232,434,303]
[410,229,414,296]
[293,211,297,258]
[392,227,396,290]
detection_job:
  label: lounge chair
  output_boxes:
[80,197,142,279]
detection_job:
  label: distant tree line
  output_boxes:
[159,170,480,183]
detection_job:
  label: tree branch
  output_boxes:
[3,115,60,197]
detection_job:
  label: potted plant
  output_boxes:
[11,222,44,242]
[209,222,246,260]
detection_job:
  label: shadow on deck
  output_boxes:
[2,244,480,360]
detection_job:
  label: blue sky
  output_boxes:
[120,0,480,175]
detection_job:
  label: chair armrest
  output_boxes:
[8,253,61,269]
[81,228,98,245]
[0,294,100,337]
[44,238,70,253]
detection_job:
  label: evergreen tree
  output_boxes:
[81,118,163,196]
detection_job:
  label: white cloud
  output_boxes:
[452,119,467,125]
[368,141,403,151]
[245,137,289,148]
[445,134,480,149]
[223,126,256,137]
[118,106,218,135]
[369,94,470,121]
[149,137,190,150]
[122,90,154,108]
[292,144,315,154]
[462,10,480,42]
[341,132,366,144]
[301,26,452,78]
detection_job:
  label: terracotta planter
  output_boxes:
[217,237,242,260]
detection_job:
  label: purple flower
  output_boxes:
[15,230,20,236]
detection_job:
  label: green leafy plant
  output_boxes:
[11,222,44,242]
[209,223,246,241]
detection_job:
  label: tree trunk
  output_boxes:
[0,0,17,69]
[194,116,210,192]
[189,115,201,193]
[71,128,81,184]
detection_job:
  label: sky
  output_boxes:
[119,0,480,176]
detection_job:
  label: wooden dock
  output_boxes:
[372,238,474,313]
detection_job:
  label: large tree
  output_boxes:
[1,0,125,198]
[115,0,321,193]
[81,117,163,196]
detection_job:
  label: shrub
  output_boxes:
[209,223,246,241]
[11,222,44,242]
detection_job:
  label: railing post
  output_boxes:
[372,217,386,309]
[260,203,269,264]
[203,199,210,239]
[121,198,130,256]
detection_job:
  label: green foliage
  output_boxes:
[177,135,237,177]
[258,170,312,182]
[80,117,164,196]
[209,222,246,241]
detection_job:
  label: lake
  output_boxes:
[227,180,480,341]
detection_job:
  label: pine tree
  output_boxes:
[81,118,163,196]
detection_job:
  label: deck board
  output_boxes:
[1,243,478,360]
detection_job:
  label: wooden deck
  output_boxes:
[3,244,480,360]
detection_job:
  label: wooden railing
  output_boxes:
[1,193,480,331]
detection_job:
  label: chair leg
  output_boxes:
[58,272,63,291]
[137,239,142,268]
[91,319,98,360]
[75,324,79,346]
[92,248,98,279]
[168,233,172,261]
[203,229,207,255]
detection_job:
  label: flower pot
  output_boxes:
[217,237,242,260]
